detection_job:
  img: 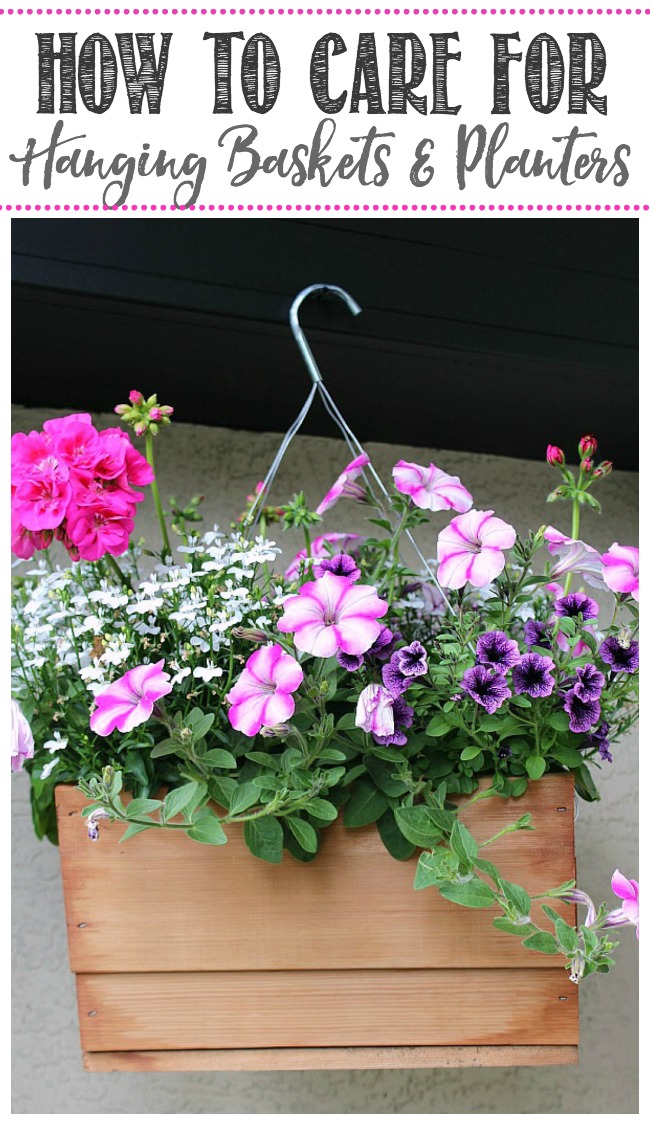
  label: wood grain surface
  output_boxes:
[82,1045,579,1072]
[56,775,576,973]
[76,967,579,1052]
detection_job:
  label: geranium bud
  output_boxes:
[581,458,593,473]
[129,390,145,406]
[134,421,147,437]
[546,444,565,468]
[598,460,613,476]
[149,408,163,422]
[114,403,130,416]
[578,434,598,458]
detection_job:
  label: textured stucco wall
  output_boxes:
[11,406,639,1114]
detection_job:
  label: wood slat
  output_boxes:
[76,968,579,1052]
[82,1045,579,1072]
[56,776,575,973]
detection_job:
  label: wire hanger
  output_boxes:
[249,283,455,613]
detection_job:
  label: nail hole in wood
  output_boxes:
[556,806,567,812]
[558,996,568,1002]
[78,922,87,929]
[87,1010,97,1018]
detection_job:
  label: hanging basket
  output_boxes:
[56,774,578,1073]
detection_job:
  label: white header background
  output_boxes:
[0,12,647,207]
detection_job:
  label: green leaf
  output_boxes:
[125,798,163,818]
[438,878,496,909]
[414,851,447,890]
[450,820,478,868]
[376,809,415,861]
[509,777,528,797]
[209,776,237,809]
[150,737,182,759]
[493,916,534,936]
[187,810,227,846]
[229,782,260,815]
[573,763,601,803]
[541,904,564,925]
[522,931,560,955]
[554,916,579,953]
[285,815,318,854]
[190,713,215,741]
[474,856,501,883]
[123,749,150,788]
[548,712,571,732]
[426,716,453,737]
[203,748,237,769]
[498,879,531,918]
[304,798,339,823]
[551,747,584,768]
[243,816,283,863]
[395,805,443,848]
[317,749,348,763]
[525,755,546,781]
[163,782,203,822]
[510,695,532,709]
[343,781,388,828]
[460,745,484,762]
[364,756,409,798]
[119,821,153,841]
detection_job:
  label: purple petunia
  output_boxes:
[512,652,556,698]
[573,663,606,703]
[476,631,520,673]
[315,553,361,582]
[563,688,601,734]
[599,636,640,674]
[461,665,511,714]
[554,592,599,621]
[523,620,552,650]
[337,651,364,672]
[591,721,612,762]
[369,626,397,662]
[382,642,428,696]
[395,641,428,677]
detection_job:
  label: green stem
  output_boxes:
[564,496,581,595]
[105,553,131,590]
[145,431,172,561]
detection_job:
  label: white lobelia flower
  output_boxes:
[193,663,223,683]
[170,667,192,686]
[43,731,69,754]
[126,597,164,615]
[40,757,60,780]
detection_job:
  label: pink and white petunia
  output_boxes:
[355,684,395,739]
[436,510,516,590]
[604,870,639,938]
[316,454,370,516]
[544,527,605,589]
[11,700,35,772]
[392,460,472,513]
[90,660,173,737]
[278,572,387,657]
[226,643,304,737]
[285,533,362,582]
[601,543,639,601]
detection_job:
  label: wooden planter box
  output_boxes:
[55,775,578,1072]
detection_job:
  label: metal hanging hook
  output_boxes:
[289,284,362,386]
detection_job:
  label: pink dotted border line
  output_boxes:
[1,202,647,211]
[1,6,650,14]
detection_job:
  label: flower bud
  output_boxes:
[231,626,268,643]
[149,407,163,422]
[546,444,565,468]
[260,723,293,739]
[581,458,593,474]
[102,765,115,788]
[569,951,586,984]
[129,390,145,406]
[598,460,613,477]
[578,434,598,458]
[134,421,147,437]
[114,403,130,416]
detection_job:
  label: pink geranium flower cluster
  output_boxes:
[11,412,154,561]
